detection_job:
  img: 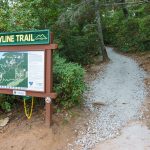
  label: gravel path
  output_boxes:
[71,47,147,150]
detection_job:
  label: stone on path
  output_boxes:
[92,101,106,106]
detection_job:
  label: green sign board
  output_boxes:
[0,30,50,46]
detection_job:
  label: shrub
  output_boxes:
[59,33,99,65]
[103,5,150,52]
[0,94,16,112]
[53,54,86,109]
[119,18,140,52]
[139,15,150,51]
[54,22,100,65]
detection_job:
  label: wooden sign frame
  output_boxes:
[0,32,58,127]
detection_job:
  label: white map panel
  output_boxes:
[0,51,45,92]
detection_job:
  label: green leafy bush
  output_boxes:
[0,94,16,112]
[1,101,11,112]
[53,54,86,109]
[139,15,150,51]
[54,24,100,65]
[119,18,140,52]
[103,4,150,52]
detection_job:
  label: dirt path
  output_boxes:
[72,47,147,149]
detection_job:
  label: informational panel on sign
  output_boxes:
[0,51,45,92]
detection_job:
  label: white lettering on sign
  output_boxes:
[0,35,14,43]
[0,34,35,43]
[16,34,35,42]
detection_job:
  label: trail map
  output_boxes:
[0,51,44,91]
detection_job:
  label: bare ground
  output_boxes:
[0,106,91,150]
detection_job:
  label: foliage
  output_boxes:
[55,26,100,64]
[103,4,150,52]
[1,101,11,112]
[138,15,150,50]
[0,94,16,112]
[54,2,100,64]
[53,54,86,109]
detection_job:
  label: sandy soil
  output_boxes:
[0,106,91,150]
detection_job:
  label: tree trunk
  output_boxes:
[95,0,109,61]
[120,0,129,18]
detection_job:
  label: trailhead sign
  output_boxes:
[0,30,50,46]
[0,51,44,92]
[0,30,58,126]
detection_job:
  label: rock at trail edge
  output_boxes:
[0,117,9,127]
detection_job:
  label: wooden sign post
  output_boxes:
[0,30,57,127]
